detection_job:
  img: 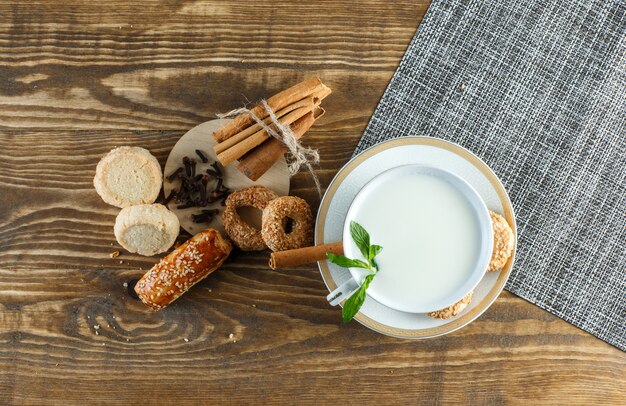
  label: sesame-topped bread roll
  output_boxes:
[134,228,232,311]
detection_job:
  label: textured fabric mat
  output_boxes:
[355,0,625,350]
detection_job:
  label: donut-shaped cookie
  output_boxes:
[427,291,473,319]
[261,196,313,252]
[221,186,279,251]
[488,210,515,271]
[94,146,162,208]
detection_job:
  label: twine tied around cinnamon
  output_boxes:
[217,101,322,196]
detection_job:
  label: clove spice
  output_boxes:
[166,156,231,223]
[195,149,209,163]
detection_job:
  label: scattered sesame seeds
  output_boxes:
[119,260,123,264]
[123,282,128,287]
[228,333,234,339]
[459,82,466,91]
[110,251,120,258]
[94,325,100,330]
[252,304,256,308]
[183,338,189,342]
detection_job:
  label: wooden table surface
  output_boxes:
[0,1,624,404]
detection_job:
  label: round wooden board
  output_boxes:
[164,119,290,235]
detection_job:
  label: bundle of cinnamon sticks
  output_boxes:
[212,77,331,181]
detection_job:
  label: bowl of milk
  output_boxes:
[343,164,493,313]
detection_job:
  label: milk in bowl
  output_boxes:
[343,165,492,313]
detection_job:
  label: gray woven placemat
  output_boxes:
[355,0,625,350]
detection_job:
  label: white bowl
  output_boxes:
[342,164,493,313]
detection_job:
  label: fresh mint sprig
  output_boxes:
[326,221,383,323]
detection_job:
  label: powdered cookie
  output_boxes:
[222,186,279,251]
[261,196,313,252]
[94,146,162,208]
[427,291,473,319]
[114,204,180,256]
[488,210,514,271]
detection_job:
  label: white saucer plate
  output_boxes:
[315,137,517,339]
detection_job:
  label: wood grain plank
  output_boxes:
[0,0,426,130]
[0,289,623,404]
[1,127,624,405]
[1,1,625,405]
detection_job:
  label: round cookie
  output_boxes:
[114,204,180,256]
[261,196,313,252]
[488,210,515,271]
[94,146,162,208]
[427,291,473,319]
[221,186,279,251]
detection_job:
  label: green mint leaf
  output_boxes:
[368,244,382,272]
[368,244,383,261]
[350,221,370,259]
[370,257,379,272]
[326,253,370,269]
[342,274,375,323]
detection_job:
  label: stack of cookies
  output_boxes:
[94,146,179,256]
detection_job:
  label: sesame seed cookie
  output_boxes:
[114,204,180,256]
[261,196,313,252]
[488,210,515,271]
[94,146,162,208]
[427,291,473,319]
[221,186,279,251]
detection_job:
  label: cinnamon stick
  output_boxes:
[238,107,324,181]
[216,105,313,166]
[238,112,314,181]
[213,97,318,155]
[311,84,332,101]
[269,242,344,270]
[213,77,324,143]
